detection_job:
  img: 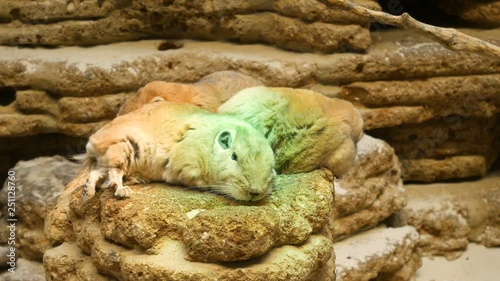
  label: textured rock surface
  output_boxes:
[0,28,499,183]
[0,258,46,281]
[0,0,379,53]
[369,116,499,182]
[340,72,500,182]
[335,226,421,281]
[415,243,500,281]
[0,156,80,261]
[44,168,335,280]
[333,135,406,240]
[392,169,500,259]
[340,74,500,120]
[316,28,500,84]
[437,0,500,27]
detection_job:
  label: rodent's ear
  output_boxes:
[150,96,165,103]
[216,129,235,150]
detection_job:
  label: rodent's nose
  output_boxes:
[249,191,262,197]
[248,187,267,201]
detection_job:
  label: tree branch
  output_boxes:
[318,0,500,58]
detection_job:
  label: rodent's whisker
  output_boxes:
[190,184,233,191]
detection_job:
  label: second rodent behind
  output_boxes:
[117,71,263,115]
[219,86,364,177]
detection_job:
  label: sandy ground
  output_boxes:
[413,243,500,281]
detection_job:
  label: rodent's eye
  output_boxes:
[231,152,238,161]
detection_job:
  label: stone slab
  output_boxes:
[0,258,45,281]
[0,156,80,260]
[400,155,489,183]
[317,28,500,84]
[0,0,375,53]
[393,169,500,258]
[333,135,406,240]
[44,168,335,279]
[334,226,421,281]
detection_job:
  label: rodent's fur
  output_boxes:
[218,86,364,177]
[117,71,263,115]
[83,100,275,201]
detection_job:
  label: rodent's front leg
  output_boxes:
[85,168,103,197]
[103,141,134,198]
[107,168,131,198]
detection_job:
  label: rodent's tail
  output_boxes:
[72,153,96,172]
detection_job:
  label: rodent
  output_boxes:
[218,86,364,177]
[82,100,275,201]
[117,71,264,115]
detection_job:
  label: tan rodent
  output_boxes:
[117,71,264,115]
[83,100,275,201]
[218,86,364,177]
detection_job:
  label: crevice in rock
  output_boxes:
[0,86,16,106]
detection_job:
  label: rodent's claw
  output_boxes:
[114,186,132,198]
[84,182,96,197]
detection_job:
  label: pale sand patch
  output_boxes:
[413,243,500,281]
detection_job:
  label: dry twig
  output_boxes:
[318,0,500,58]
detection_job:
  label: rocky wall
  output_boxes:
[392,169,500,260]
[43,163,338,280]
[0,134,421,280]
[0,0,379,53]
[1,28,499,182]
[436,0,500,28]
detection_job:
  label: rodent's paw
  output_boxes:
[83,184,96,197]
[84,169,102,198]
[114,185,132,198]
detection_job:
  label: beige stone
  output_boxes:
[119,236,333,281]
[370,114,500,182]
[369,117,498,158]
[339,74,500,108]
[438,0,500,27]
[220,13,371,53]
[58,93,131,123]
[58,120,110,138]
[316,29,500,84]
[416,243,500,281]
[0,258,45,281]
[359,106,434,130]
[334,226,421,281]
[15,227,51,262]
[1,29,498,96]
[393,170,500,258]
[0,0,115,23]
[333,135,406,240]
[44,169,335,279]
[15,90,59,116]
[0,246,9,266]
[0,0,379,26]
[0,40,316,96]
[0,15,145,46]
[0,156,80,260]
[43,242,109,281]
[0,0,373,53]
[0,113,56,137]
[194,0,379,24]
[0,28,499,184]
[400,156,488,183]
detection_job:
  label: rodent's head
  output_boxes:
[209,126,275,202]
